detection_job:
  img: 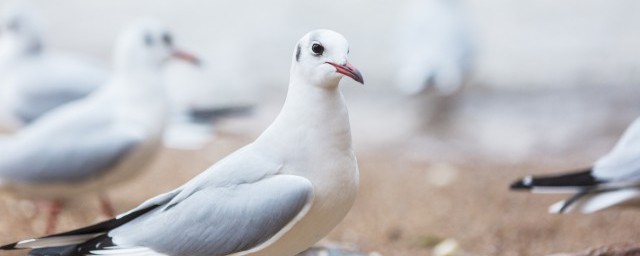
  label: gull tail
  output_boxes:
[580,189,640,213]
[188,105,253,124]
[510,168,600,193]
[550,189,640,214]
[26,234,113,256]
[0,204,158,255]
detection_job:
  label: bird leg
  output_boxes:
[44,200,63,235]
[98,194,116,218]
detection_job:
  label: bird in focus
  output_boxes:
[0,19,199,234]
[511,116,640,214]
[0,0,109,130]
[0,29,363,256]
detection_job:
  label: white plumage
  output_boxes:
[0,19,199,234]
[0,1,108,129]
[0,29,363,256]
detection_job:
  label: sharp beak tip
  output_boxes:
[346,68,364,85]
[327,61,365,85]
[354,72,364,85]
[352,76,364,85]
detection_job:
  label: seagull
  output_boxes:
[0,19,199,234]
[511,117,640,214]
[0,29,363,256]
[0,0,109,129]
[394,0,473,96]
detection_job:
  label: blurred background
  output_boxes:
[0,0,640,255]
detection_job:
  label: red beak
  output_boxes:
[326,61,364,84]
[172,49,201,66]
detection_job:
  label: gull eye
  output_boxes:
[311,43,324,56]
[162,33,173,46]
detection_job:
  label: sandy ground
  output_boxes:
[1,86,640,256]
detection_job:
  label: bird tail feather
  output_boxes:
[581,189,640,214]
[548,189,640,214]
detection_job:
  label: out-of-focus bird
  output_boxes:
[511,117,640,214]
[0,19,199,234]
[0,1,109,130]
[394,0,473,96]
[162,103,254,150]
[0,29,363,256]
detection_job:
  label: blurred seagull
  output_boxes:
[162,104,254,150]
[394,0,473,96]
[0,29,363,256]
[511,117,640,214]
[0,20,199,234]
[0,1,109,130]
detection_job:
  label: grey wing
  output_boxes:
[11,54,109,123]
[0,122,144,183]
[105,175,313,256]
[12,89,89,123]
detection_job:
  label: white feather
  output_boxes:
[531,187,585,194]
[580,189,640,214]
[90,246,165,255]
[15,234,102,249]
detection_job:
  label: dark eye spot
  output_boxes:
[144,33,153,46]
[162,33,173,46]
[295,44,301,62]
[311,43,324,56]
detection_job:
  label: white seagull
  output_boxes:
[0,1,109,129]
[394,0,473,95]
[0,20,199,234]
[0,29,364,256]
[511,117,640,214]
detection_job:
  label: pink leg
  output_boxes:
[98,194,116,218]
[44,200,63,235]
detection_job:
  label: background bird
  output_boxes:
[394,0,473,96]
[0,29,363,256]
[0,0,109,130]
[162,103,254,150]
[511,116,640,214]
[0,19,199,234]
[392,0,474,135]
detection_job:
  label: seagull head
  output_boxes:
[0,0,43,57]
[291,29,363,88]
[114,19,199,74]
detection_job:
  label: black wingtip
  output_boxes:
[509,168,598,191]
[510,178,532,190]
[0,242,18,250]
[0,204,160,254]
